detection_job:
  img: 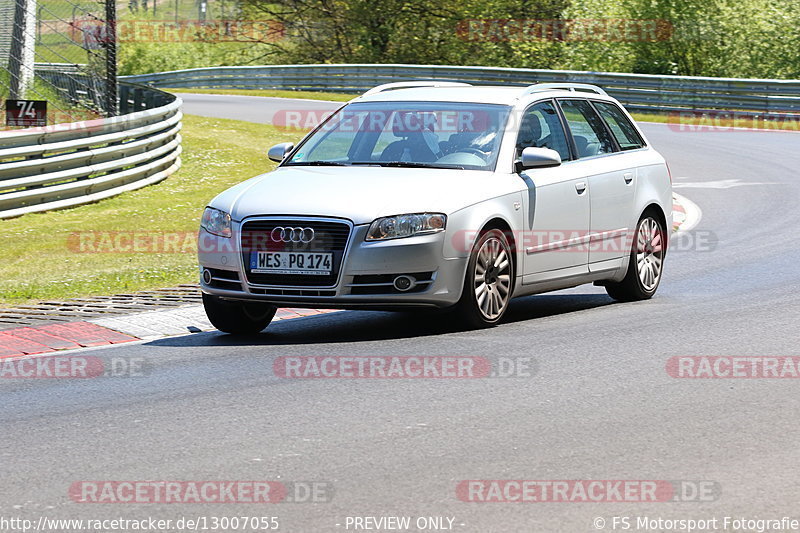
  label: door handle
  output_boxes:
[575,181,587,194]
[624,172,634,184]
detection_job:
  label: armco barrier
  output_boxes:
[122,64,800,117]
[0,83,182,219]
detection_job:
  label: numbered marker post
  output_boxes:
[5,99,47,127]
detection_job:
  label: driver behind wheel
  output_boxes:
[444,111,498,158]
[379,111,441,162]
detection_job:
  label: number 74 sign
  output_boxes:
[5,99,48,127]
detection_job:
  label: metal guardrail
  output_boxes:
[0,83,182,219]
[122,64,800,117]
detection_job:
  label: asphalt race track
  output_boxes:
[1,94,799,532]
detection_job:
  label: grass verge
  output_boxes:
[0,114,301,306]
[629,110,800,131]
[166,88,356,102]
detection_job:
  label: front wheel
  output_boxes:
[453,229,514,328]
[202,293,277,334]
[605,213,666,302]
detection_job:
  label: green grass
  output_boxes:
[630,110,800,131]
[0,114,301,306]
[166,88,357,102]
[35,32,91,64]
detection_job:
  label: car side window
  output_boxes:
[593,102,645,150]
[515,101,571,162]
[558,99,616,158]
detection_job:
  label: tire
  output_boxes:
[453,228,514,328]
[605,212,666,302]
[202,293,277,334]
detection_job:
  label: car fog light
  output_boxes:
[393,275,416,292]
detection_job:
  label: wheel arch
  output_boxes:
[480,217,519,276]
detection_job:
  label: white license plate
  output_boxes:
[250,251,333,275]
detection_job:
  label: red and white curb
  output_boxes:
[87,306,341,341]
[0,322,137,359]
[0,307,341,359]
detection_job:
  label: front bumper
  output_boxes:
[198,221,467,309]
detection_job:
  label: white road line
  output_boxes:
[673,178,776,189]
[673,192,702,233]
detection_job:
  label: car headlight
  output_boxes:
[366,213,446,241]
[200,207,232,238]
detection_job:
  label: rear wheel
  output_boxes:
[605,212,666,302]
[202,293,277,334]
[454,229,514,328]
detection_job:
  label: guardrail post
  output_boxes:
[104,0,118,116]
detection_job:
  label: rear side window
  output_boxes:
[558,99,616,158]
[594,102,645,150]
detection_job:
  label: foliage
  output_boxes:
[118,0,800,81]
[118,41,265,75]
[622,0,800,78]
[240,0,568,67]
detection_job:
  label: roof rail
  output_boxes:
[361,81,472,97]
[522,83,607,96]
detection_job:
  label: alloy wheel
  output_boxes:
[636,217,664,292]
[473,236,512,320]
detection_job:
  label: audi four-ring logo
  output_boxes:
[270,226,315,243]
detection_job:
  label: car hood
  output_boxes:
[211,166,513,225]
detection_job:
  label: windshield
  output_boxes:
[285,101,511,171]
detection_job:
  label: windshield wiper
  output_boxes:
[350,161,464,170]
[286,161,350,166]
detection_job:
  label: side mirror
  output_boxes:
[515,146,562,172]
[268,142,294,163]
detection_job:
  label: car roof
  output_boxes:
[353,86,617,106]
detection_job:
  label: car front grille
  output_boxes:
[240,219,351,287]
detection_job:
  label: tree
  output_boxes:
[240,0,568,66]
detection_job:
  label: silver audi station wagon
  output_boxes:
[198,82,672,333]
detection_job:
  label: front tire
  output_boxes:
[605,212,666,302]
[453,229,514,328]
[202,293,277,334]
